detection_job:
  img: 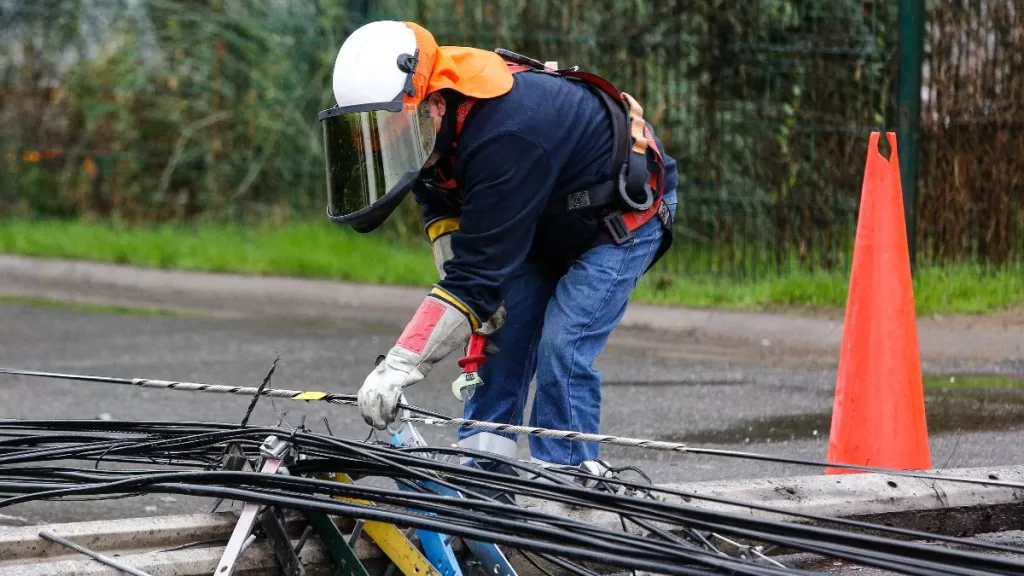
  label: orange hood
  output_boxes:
[404,22,514,105]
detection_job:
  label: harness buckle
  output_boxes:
[602,211,635,245]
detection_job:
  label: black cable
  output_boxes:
[4,466,1020,576]
[385,443,1024,557]
[239,355,279,428]
[3,420,1024,575]
[0,477,754,576]
[0,470,690,563]
[514,549,561,576]
[2,422,1017,568]
[0,422,1007,567]
[0,466,805,575]
[4,368,1022,491]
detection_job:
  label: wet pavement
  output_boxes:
[662,374,1024,445]
[0,299,1022,526]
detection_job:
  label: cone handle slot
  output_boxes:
[869,131,899,164]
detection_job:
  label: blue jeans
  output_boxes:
[458,190,678,466]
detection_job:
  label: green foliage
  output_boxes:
[1,0,353,220]
[0,1,890,219]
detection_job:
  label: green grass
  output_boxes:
[0,295,185,317]
[0,218,436,286]
[923,374,1024,390]
[1,218,1021,316]
[634,264,1024,315]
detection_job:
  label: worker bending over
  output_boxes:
[319,20,678,479]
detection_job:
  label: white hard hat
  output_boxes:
[319,21,435,234]
[331,20,418,109]
[318,20,514,234]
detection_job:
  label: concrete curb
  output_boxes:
[525,464,1024,537]
[0,512,374,576]
[1,254,1021,364]
[2,465,1021,575]
[659,464,1024,521]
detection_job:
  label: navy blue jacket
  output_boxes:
[413,71,678,325]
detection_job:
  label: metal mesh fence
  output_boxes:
[1,0,1021,278]
[365,0,896,279]
[916,0,1024,269]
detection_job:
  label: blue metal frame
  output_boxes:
[389,419,517,576]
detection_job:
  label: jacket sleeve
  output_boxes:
[431,132,556,327]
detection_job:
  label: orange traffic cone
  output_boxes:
[825,132,931,475]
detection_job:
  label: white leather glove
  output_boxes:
[358,293,472,429]
[357,354,425,431]
[426,217,458,280]
[432,233,454,280]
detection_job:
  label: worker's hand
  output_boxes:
[358,293,473,429]
[358,354,424,429]
[478,301,506,336]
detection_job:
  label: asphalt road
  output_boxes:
[1,298,1023,526]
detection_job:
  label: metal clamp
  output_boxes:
[215,435,301,576]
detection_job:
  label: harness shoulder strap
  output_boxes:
[454,52,670,235]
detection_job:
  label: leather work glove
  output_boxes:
[426,217,458,280]
[477,301,505,355]
[358,293,472,429]
[431,233,454,280]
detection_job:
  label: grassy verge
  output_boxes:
[634,264,1024,315]
[1,218,1021,316]
[0,218,436,286]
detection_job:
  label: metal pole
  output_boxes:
[897,0,925,271]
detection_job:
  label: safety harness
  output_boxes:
[425,49,674,269]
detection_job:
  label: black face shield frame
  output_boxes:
[318,98,435,233]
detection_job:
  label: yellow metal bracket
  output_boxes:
[328,472,443,576]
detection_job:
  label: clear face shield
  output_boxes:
[318,101,437,233]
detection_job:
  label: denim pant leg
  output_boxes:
[458,260,556,461]
[530,190,679,465]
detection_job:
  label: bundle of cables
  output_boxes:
[0,419,1022,576]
